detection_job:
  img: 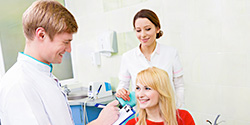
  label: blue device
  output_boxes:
[116,91,136,108]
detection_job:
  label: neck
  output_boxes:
[24,40,48,64]
[140,41,156,61]
[140,41,156,55]
[24,42,37,58]
[145,106,163,122]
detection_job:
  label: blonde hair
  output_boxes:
[135,67,178,125]
[22,0,78,41]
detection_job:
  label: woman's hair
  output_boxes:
[22,0,78,41]
[133,9,163,39]
[135,67,177,125]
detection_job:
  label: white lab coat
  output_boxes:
[117,42,185,107]
[0,52,74,125]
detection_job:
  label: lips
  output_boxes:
[141,38,149,43]
[139,98,149,104]
[59,53,63,58]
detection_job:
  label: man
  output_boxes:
[0,0,119,125]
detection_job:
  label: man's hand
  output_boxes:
[88,100,120,125]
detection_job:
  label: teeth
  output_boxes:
[139,99,149,102]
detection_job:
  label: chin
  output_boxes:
[139,105,147,109]
[141,42,151,47]
[139,107,147,109]
[57,61,62,64]
[53,60,62,64]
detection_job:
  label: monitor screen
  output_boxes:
[0,35,76,86]
[52,52,76,86]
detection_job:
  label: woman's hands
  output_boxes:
[115,88,130,101]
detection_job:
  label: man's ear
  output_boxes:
[35,27,46,40]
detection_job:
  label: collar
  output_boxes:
[18,52,53,73]
[136,42,161,56]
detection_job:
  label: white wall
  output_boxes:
[65,0,250,124]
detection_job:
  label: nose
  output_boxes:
[141,30,147,38]
[136,89,145,98]
[65,43,71,53]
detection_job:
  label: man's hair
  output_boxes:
[22,0,78,40]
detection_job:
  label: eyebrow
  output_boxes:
[135,25,151,29]
[65,39,72,42]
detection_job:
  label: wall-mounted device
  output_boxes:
[91,52,101,66]
[98,30,118,57]
[88,82,112,99]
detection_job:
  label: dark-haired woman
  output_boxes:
[116,9,185,108]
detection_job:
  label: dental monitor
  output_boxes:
[0,38,76,86]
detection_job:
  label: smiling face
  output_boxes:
[41,32,73,64]
[134,18,160,48]
[135,83,160,110]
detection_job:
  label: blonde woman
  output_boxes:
[126,67,195,125]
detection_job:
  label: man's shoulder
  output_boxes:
[1,62,35,86]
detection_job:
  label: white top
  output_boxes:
[0,53,74,125]
[117,42,184,106]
